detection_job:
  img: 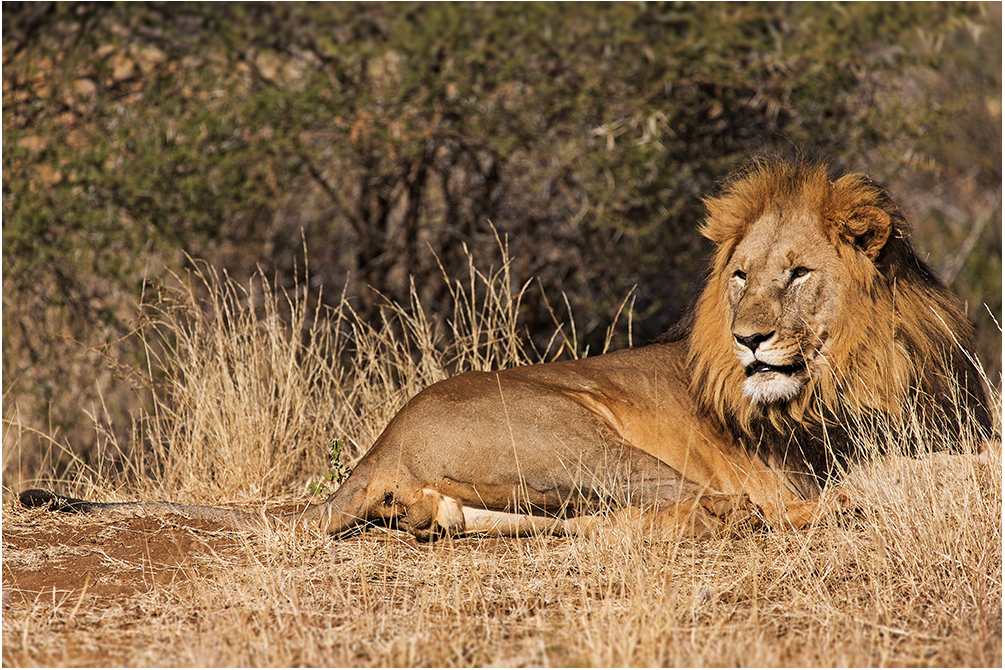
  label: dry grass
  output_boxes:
[2,247,1001,667]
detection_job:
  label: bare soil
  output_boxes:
[3,508,239,667]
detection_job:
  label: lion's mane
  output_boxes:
[686,158,992,494]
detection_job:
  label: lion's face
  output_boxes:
[691,158,989,446]
[686,158,991,478]
[724,208,846,405]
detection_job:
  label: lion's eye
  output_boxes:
[733,269,747,281]
[790,266,810,280]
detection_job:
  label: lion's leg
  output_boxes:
[403,493,594,538]
[458,506,596,536]
[458,495,761,540]
[451,443,760,539]
[606,494,760,539]
[760,485,856,529]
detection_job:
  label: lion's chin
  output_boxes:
[742,371,804,405]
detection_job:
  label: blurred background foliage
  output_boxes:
[3,2,1001,484]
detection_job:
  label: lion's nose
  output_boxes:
[734,331,773,353]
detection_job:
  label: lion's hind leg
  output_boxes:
[400,489,466,541]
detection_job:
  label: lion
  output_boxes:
[20,158,996,540]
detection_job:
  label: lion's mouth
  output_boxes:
[745,361,805,377]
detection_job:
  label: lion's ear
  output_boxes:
[839,205,891,260]
[830,174,892,260]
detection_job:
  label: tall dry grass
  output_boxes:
[4,238,600,502]
[2,245,1000,667]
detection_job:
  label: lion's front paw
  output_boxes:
[638,495,763,540]
[692,494,763,537]
[766,485,861,529]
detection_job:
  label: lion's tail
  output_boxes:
[19,458,383,536]
[18,488,272,531]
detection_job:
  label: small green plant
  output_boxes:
[308,438,353,497]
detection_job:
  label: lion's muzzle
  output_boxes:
[745,360,805,377]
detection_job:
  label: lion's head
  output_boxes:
[688,158,992,491]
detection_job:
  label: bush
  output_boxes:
[3,2,1000,486]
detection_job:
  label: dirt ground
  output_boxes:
[3,501,588,667]
[3,508,241,667]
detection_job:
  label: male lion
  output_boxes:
[20,158,995,539]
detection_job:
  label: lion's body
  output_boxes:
[311,340,814,538]
[21,158,995,539]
